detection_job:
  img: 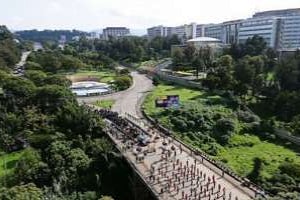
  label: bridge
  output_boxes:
[81,72,266,200]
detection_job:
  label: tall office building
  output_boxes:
[222,20,242,44]
[148,8,300,51]
[147,23,196,42]
[103,27,130,40]
[203,24,223,41]
[238,17,281,49]
[196,24,205,38]
[147,26,172,38]
[171,23,197,40]
[253,8,300,50]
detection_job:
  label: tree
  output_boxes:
[15,148,51,186]
[213,118,236,144]
[218,55,233,69]
[114,76,132,91]
[0,183,43,200]
[35,85,74,113]
[244,35,267,56]
[203,73,220,90]
[24,70,47,86]
[61,55,84,71]
[172,47,184,66]
[276,57,300,91]
[183,44,196,62]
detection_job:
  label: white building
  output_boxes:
[171,23,197,41]
[103,27,130,40]
[147,26,172,38]
[147,23,197,41]
[196,24,205,38]
[187,37,223,50]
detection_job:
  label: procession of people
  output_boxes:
[94,108,249,200]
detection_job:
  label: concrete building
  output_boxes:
[103,27,130,40]
[222,20,242,44]
[238,16,281,49]
[203,24,223,41]
[187,37,223,50]
[147,23,196,42]
[196,24,205,37]
[147,26,172,38]
[253,8,300,51]
[148,8,300,51]
[171,23,197,41]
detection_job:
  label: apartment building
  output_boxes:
[102,27,130,40]
[147,8,300,51]
[147,26,172,38]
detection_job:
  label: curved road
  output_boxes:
[77,71,154,117]
[78,71,258,199]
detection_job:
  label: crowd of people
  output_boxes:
[93,108,251,200]
[148,144,239,200]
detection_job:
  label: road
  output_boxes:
[13,51,31,76]
[79,70,262,199]
[78,71,154,117]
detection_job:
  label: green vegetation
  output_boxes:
[92,100,115,109]
[219,134,300,178]
[143,83,300,197]
[65,70,116,83]
[0,27,135,199]
[0,151,24,178]
[0,26,21,71]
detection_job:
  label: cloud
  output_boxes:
[0,0,299,30]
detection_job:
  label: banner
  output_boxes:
[155,95,179,108]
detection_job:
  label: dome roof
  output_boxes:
[187,37,221,42]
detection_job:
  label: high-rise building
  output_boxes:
[222,20,242,44]
[148,8,300,51]
[203,24,223,41]
[103,27,130,40]
[238,16,281,49]
[253,8,300,50]
[171,23,197,40]
[196,24,205,38]
[147,23,196,42]
[147,26,172,38]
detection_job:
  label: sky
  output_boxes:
[0,0,299,35]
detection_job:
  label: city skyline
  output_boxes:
[1,0,300,35]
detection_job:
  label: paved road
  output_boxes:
[80,71,261,199]
[78,71,154,117]
[13,51,31,76]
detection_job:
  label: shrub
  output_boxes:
[114,75,132,91]
[213,118,236,145]
[237,110,260,123]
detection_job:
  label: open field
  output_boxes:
[92,99,115,109]
[143,84,300,180]
[65,70,116,83]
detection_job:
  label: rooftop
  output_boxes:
[187,37,221,42]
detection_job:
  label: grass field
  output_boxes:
[92,100,115,109]
[143,84,205,116]
[0,151,24,178]
[65,70,116,83]
[143,84,300,179]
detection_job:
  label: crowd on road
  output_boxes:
[92,108,253,200]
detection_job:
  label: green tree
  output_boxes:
[0,183,43,200]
